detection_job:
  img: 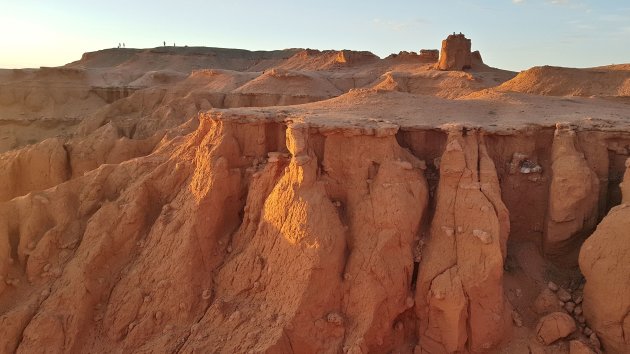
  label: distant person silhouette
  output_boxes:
[163,41,166,47]
[123,43,126,48]
[118,43,121,48]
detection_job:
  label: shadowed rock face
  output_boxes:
[438,34,472,71]
[544,123,600,265]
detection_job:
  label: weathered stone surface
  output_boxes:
[544,124,599,264]
[569,340,596,354]
[534,288,563,315]
[437,33,472,71]
[579,158,630,354]
[535,312,577,345]
[415,130,510,353]
[419,49,439,62]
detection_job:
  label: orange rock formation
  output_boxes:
[0,38,629,354]
[438,33,473,71]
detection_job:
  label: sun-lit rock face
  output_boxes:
[438,33,472,71]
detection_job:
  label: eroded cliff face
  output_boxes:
[579,159,630,354]
[415,130,510,353]
[544,124,600,265]
[2,111,630,353]
[0,116,431,353]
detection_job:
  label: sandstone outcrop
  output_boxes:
[579,158,630,354]
[437,34,472,71]
[544,123,599,264]
[415,129,511,353]
[419,49,439,62]
[0,138,69,202]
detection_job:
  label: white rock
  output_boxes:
[473,229,492,244]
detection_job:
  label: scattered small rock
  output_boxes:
[573,305,582,316]
[565,301,576,313]
[557,288,572,302]
[202,289,212,300]
[548,281,559,292]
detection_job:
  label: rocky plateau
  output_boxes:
[0,35,629,354]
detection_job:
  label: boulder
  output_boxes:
[535,312,576,345]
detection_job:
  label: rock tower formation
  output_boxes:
[438,33,472,71]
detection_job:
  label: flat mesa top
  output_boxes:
[211,89,630,133]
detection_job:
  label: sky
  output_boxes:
[0,0,629,71]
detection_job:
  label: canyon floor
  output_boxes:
[0,46,629,354]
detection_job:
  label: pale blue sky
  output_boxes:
[0,0,628,71]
